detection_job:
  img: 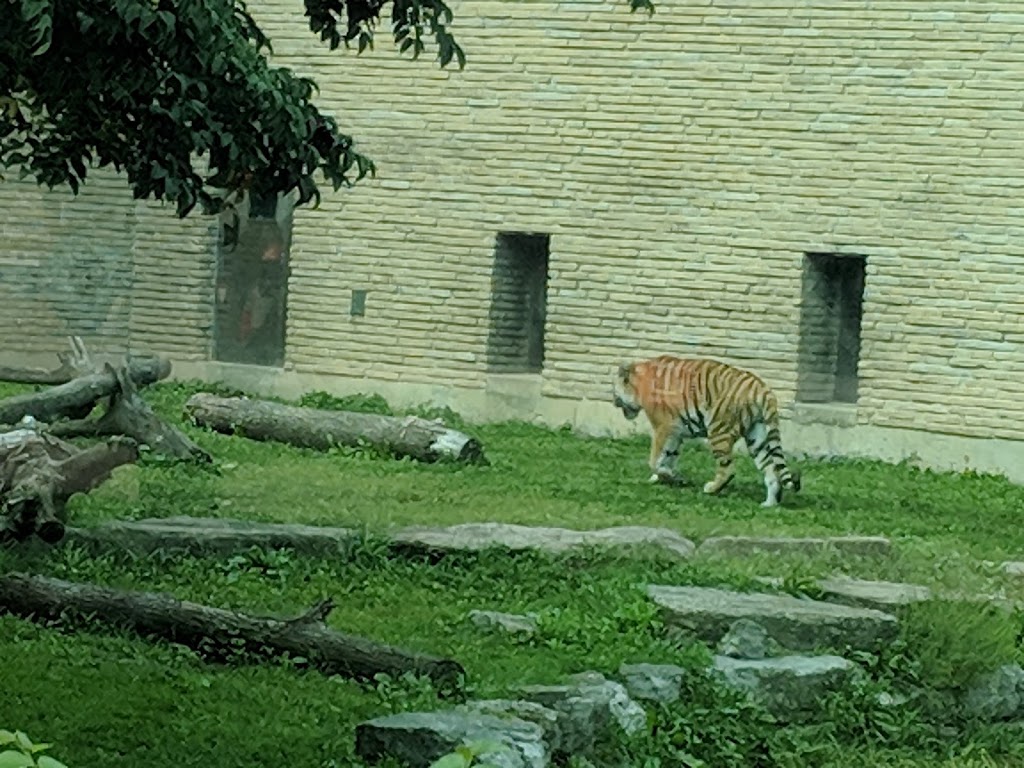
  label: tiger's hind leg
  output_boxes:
[648,420,684,485]
[745,421,795,508]
[702,427,738,495]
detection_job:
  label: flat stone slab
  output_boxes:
[392,523,695,560]
[697,535,891,558]
[646,584,899,652]
[64,516,359,557]
[469,610,539,638]
[755,576,933,612]
[712,654,857,721]
[355,710,548,768]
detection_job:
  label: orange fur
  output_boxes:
[613,355,801,507]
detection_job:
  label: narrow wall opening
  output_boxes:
[213,192,293,367]
[486,232,550,374]
[796,252,866,404]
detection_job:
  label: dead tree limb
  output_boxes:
[0,573,466,690]
[0,430,139,543]
[49,364,210,463]
[0,356,172,425]
[183,393,487,465]
[0,335,95,385]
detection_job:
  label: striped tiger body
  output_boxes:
[612,355,801,507]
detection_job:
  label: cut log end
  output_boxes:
[428,430,488,466]
[35,520,66,544]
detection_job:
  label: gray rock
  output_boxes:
[461,700,563,755]
[1000,561,1024,578]
[64,516,358,557]
[646,584,899,652]
[697,535,891,558]
[875,691,910,708]
[618,662,687,704]
[469,610,539,638]
[517,672,647,757]
[716,619,783,659]
[391,523,695,560]
[962,664,1024,721]
[813,577,932,611]
[711,654,856,721]
[354,710,548,768]
[566,672,648,736]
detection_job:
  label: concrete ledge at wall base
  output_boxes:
[167,361,1024,485]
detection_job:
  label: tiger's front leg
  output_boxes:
[648,422,684,486]
[703,429,737,495]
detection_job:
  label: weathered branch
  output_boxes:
[0,573,466,690]
[49,363,210,463]
[183,393,487,465]
[0,430,139,543]
[0,357,172,425]
[0,335,95,384]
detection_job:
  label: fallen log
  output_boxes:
[49,364,210,463]
[0,427,139,543]
[0,573,466,690]
[184,393,487,465]
[0,356,172,425]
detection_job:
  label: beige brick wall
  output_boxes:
[256,0,1024,441]
[0,168,213,361]
[2,1,1023,449]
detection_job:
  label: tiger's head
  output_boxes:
[612,362,643,421]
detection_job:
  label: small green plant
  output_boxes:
[0,730,69,768]
[427,740,506,768]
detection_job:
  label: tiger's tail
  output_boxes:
[748,389,801,495]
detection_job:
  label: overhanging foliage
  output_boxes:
[0,0,652,223]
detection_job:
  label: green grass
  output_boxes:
[2,379,1024,767]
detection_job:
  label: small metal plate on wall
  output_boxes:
[350,289,367,317]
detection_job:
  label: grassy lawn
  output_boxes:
[1,379,1024,768]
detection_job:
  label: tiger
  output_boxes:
[612,355,801,508]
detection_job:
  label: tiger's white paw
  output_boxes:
[761,498,779,508]
[650,472,681,486]
[703,481,720,495]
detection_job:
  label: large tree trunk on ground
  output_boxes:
[0,356,171,425]
[0,430,139,543]
[184,393,487,465]
[0,573,466,690]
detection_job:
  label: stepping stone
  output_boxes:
[646,584,899,652]
[711,654,857,722]
[355,710,548,768]
[517,672,647,757]
[618,663,686,705]
[1000,561,1024,577]
[64,516,358,557]
[697,535,891,558]
[469,610,539,638]
[962,664,1024,722]
[755,576,932,612]
[392,523,695,560]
